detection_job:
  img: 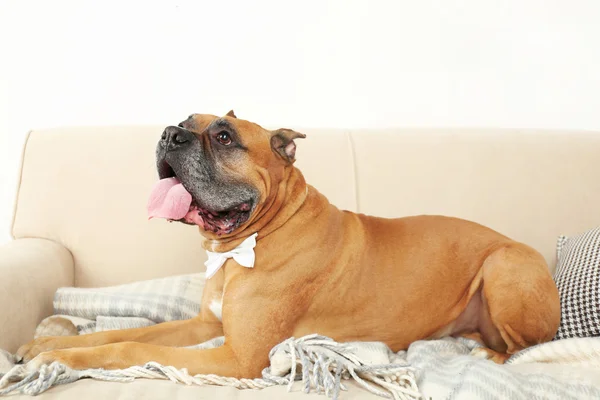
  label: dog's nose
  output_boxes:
[160,126,194,151]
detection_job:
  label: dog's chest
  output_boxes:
[209,295,223,321]
[206,264,253,322]
[204,267,228,322]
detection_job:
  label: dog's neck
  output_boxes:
[201,166,309,253]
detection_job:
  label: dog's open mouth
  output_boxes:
[183,201,252,234]
[147,169,252,235]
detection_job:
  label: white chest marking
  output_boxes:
[209,298,223,321]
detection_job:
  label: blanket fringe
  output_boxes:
[0,335,421,399]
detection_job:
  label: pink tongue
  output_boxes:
[147,177,193,220]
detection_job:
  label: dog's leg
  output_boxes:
[28,307,284,378]
[17,316,223,362]
[18,278,226,362]
[27,341,250,377]
[466,243,560,363]
[29,284,300,378]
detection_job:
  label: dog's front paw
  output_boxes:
[24,347,92,372]
[25,350,70,372]
[16,337,70,363]
[26,345,127,371]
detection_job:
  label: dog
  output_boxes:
[17,111,561,378]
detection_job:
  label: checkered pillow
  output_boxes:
[553,226,600,340]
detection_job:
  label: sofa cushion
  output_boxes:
[553,226,600,340]
[10,378,377,399]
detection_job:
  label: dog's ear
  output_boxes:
[270,128,306,163]
[225,110,237,118]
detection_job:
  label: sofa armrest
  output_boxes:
[0,239,74,352]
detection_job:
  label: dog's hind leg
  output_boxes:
[464,243,560,363]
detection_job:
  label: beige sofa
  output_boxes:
[1,126,600,399]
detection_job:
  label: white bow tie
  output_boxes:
[204,233,258,279]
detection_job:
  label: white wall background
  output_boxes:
[1,0,600,245]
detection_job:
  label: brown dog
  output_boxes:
[18,112,560,378]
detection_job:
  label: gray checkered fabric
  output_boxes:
[554,226,600,340]
[52,273,204,333]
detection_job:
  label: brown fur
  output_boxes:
[17,113,561,378]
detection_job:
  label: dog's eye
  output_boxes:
[216,131,232,146]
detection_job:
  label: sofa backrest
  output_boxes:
[11,126,600,286]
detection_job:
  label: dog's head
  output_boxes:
[149,111,305,238]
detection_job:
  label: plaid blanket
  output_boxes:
[35,273,204,337]
[411,336,600,399]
